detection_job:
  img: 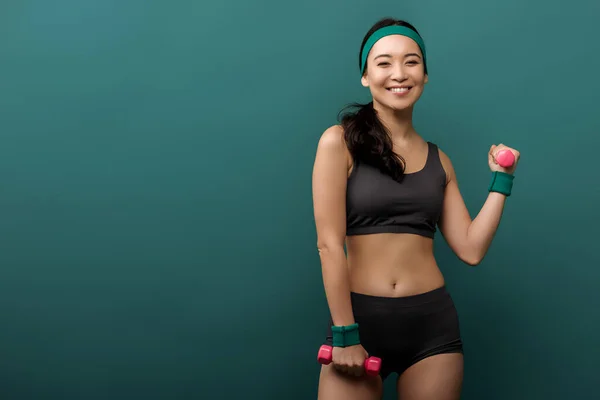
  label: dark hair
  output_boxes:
[338,18,426,182]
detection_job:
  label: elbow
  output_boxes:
[461,251,483,266]
[455,240,485,266]
[463,257,482,267]
[316,239,344,257]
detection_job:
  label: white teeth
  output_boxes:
[390,87,409,93]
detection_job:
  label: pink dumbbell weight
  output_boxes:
[495,149,515,168]
[317,344,382,376]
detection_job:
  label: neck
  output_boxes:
[373,101,417,144]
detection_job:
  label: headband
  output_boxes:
[360,25,427,75]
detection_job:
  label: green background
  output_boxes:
[1,0,598,399]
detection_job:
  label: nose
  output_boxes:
[391,62,407,81]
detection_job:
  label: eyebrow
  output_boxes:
[374,53,422,60]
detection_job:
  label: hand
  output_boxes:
[331,344,369,377]
[489,143,520,174]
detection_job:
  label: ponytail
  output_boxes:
[338,102,406,182]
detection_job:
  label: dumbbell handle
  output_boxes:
[495,149,515,168]
[317,344,381,376]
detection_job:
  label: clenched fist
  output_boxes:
[489,144,520,174]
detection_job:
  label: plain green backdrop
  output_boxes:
[1,0,599,399]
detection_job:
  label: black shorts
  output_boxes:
[324,286,463,380]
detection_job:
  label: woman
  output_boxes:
[312,17,520,400]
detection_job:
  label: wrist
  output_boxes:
[488,171,514,196]
[331,323,360,347]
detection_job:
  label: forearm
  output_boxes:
[466,191,507,263]
[318,246,355,326]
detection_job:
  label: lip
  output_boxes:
[386,86,412,96]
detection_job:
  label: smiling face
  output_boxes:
[361,34,428,112]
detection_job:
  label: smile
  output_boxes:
[387,87,412,95]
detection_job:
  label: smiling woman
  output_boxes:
[361,33,428,111]
[336,20,431,184]
[312,17,520,400]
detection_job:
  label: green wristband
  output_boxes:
[331,323,360,347]
[488,171,514,196]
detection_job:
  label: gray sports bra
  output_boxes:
[346,141,447,238]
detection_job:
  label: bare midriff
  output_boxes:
[345,232,445,297]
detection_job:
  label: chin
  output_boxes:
[381,99,416,112]
[376,90,422,111]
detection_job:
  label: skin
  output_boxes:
[313,33,520,400]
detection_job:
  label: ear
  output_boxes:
[361,74,369,87]
[424,74,429,84]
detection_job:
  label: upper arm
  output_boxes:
[437,148,473,257]
[312,125,350,250]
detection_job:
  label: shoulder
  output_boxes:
[318,124,345,149]
[316,125,352,170]
[433,144,456,184]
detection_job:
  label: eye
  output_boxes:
[377,62,390,66]
[406,60,419,65]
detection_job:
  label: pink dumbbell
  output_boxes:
[495,149,515,168]
[317,344,382,376]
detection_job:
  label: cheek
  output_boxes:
[370,76,389,91]
[365,70,388,86]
